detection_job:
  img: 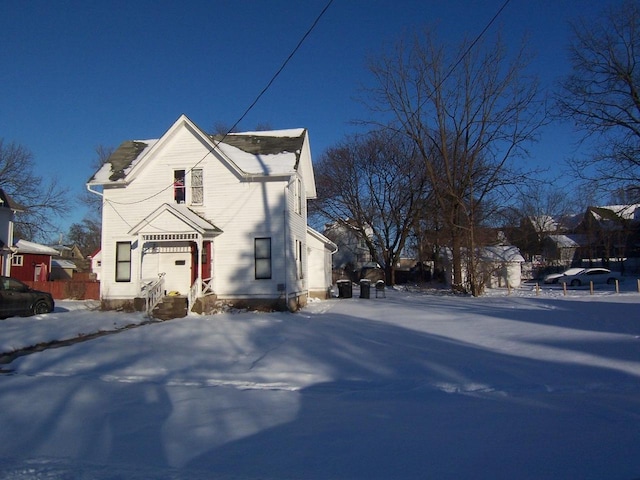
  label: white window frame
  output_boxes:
[255,238,272,280]
[115,241,132,282]
[191,168,203,205]
[11,255,23,267]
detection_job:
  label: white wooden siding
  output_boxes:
[99,122,308,302]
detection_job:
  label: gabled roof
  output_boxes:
[0,188,25,212]
[307,226,338,253]
[545,234,587,248]
[14,239,58,255]
[481,245,525,263]
[52,259,77,270]
[87,115,314,196]
[128,203,222,236]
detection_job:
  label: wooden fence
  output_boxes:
[24,280,100,300]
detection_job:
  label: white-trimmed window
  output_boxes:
[191,168,203,205]
[115,242,132,282]
[294,178,303,214]
[295,239,304,279]
[174,170,186,204]
[11,255,23,267]
[255,238,272,279]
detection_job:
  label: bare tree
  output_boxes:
[313,130,430,284]
[0,138,70,240]
[66,144,114,253]
[500,184,579,262]
[556,0,640,195]
[365,29,545,294]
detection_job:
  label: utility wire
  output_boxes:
[105,0,334,207]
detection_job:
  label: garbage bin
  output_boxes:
[336,280,352,298]
[359,279,371,299]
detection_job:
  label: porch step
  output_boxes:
[152,295,188,320]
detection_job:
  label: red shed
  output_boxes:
[10,239,57,282]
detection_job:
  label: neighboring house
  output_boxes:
[51,259,78,281]
[88,248,101,280]
[324,220,372,274]
[480,245,526,288]
[574,205,640,263]
[306,227,338,299]
[439,244,525,289]
[87,114,335,312]
[0,188,24,276]
[542,234,587,266]
[49,243,89,272]
[10,239,58,282]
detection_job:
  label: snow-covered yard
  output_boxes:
[1,285,639,479]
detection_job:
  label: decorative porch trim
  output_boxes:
[142,233,199,241]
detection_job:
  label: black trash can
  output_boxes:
[359,279,371,299]
[337,280,352,298]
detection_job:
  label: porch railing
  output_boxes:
[187,277,215,314]
[141,273,165,317]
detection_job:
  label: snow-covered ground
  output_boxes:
[1,285,639,479]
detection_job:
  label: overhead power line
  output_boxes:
[105,0,335,207]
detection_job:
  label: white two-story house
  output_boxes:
[87,114,335,313]
[0,188,24,277]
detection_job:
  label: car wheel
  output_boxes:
[32,300,52,315]
[570,279,581,287]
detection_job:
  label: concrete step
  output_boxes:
[152,295,188,320]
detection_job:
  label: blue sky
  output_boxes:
[1,0,618,237]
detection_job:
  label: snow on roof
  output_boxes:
[230,128,305,138]
[481,245,525,263]
[215,142,299,175]
[528,215,559,232]
[214,129,306,175]
[52,259,77,270]
[593,204,640,221]
[14,239,58,255]
[89,139,158,184]
[546,234,586,248]
[89,126,306,185]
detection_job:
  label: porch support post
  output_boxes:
[196,235,203,298]
[136,233,144,294]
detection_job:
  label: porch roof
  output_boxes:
[128,203,222,238]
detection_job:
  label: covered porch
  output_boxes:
[128,204,222,316]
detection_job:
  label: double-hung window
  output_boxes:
[174,170,186,204]
[115,242,132,282]
[191,168,203,205]
[294,178,303,215]
[295,239,304,279]
[255,238,272,279]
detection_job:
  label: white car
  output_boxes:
[543,268,585,284]
[558,268,621,287]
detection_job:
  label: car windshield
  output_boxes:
[1,277,29,292]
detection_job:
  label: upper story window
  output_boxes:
[11,255,23,267]
[174,170,186,204]
[191,169,203,205]
[174,169,204,205]
[294,178,303,215]
[295,239,304,279]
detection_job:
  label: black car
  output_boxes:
[0,276,55,319]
